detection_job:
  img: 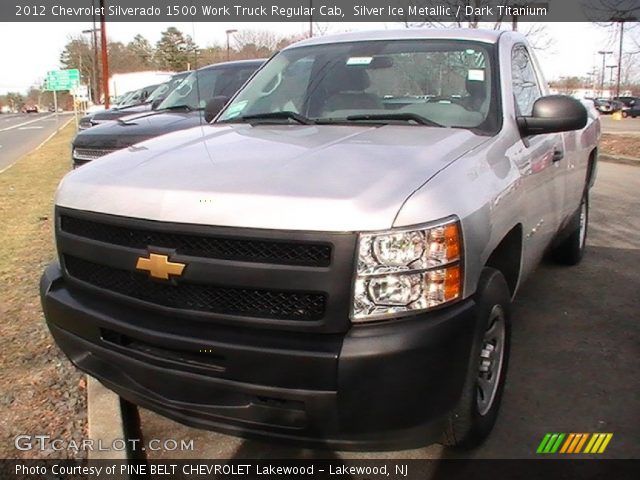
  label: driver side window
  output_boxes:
[512,45,541,116]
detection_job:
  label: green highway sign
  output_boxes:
[45,69,80,91]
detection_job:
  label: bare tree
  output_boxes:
[232,30,285,52]
[401,0,548,30]
[400,0,553,51]
[550,76,583,95]
[586,0,639,22]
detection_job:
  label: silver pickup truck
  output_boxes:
[41,29,600,450]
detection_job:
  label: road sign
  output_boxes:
[71,85,89,102]
[45,69,80,91]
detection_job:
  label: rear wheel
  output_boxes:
[552,193,588,265]
[441,268,511,448]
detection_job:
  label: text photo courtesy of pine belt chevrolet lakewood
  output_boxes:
[41,29,599,450]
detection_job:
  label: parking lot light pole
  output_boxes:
[598,50,613,97]
[226,29,237,61]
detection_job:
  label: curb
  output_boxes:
[87,376,128,460]
[599,153,640,167]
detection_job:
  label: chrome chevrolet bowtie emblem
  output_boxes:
[135,253,185,280]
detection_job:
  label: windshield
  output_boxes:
[217,40,499,132]
[115,90,136,107]
[157,66,256,111]
[147,74,189,103]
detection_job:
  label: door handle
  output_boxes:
[552,148,564,162]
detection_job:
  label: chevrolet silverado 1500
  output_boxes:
[41,29,600,449]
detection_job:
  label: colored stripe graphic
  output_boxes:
[560,433,575,453]
[584,433,614,453]
[537,433,552,453]
[538,433,613,454]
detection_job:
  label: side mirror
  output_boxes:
[204,96,229,123]
[517,95,588,136]
[151,98,163,110]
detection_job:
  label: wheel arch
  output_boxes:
[484,224,523,299]
[586,147,598,189]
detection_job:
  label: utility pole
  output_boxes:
[616,21,624,98]
[99,0,109,108]
[598,50,613,97]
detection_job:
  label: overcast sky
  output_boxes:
[0,22,632,94]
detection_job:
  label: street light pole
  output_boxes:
[226,29,237,61]
[82,25,100,104]
[597,50,613,97]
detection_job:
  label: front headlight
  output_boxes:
[352,218,462,322]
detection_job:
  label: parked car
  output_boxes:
[78,72,191,130]
[614,96,640,117]
[593,98,622,114]
[625,102,640,118]
[42,29,600,450]
[70,59,264,167]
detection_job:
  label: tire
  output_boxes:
[441,268,511,449]
[552,192,588,266]
[622,111,628,118]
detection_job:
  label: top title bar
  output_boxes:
[4,0,640,22]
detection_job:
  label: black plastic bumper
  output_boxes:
[41,263,478,450]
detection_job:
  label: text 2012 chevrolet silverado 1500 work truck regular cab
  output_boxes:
[41,29,600,449]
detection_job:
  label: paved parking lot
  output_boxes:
[135,161,640,460]
[600,115,640,135]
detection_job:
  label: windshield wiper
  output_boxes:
[344,113,443,127]
[228,111,315,125]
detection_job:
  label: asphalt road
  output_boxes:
[0,112,71,171]
[138,160,640,460]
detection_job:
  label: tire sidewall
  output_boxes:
[444,268,512,448]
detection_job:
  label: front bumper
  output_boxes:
[41,263,478,450]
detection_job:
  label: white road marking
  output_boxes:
[0,114,55,132]
[18,126,44,130]
[0,117,72,175]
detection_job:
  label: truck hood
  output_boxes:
[58,124,489,232]
[91,103,152,122]
[73,110,204,149]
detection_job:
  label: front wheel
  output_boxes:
[441,268,512,449]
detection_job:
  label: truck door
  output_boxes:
[511,44,565,262]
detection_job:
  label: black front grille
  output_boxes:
[60,215,332,267]
[64,256,326,321]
